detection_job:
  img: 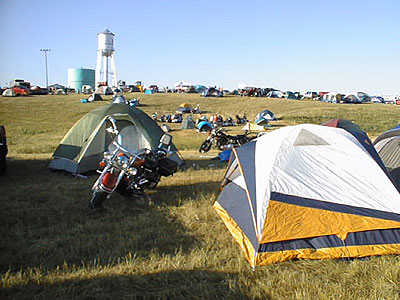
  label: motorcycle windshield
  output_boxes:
[108,125,151,153]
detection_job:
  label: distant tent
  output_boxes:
[322,119,363,133]
[374,124,400,192]
[343,94,362,104]
[179,103,192,108]
[111,95,126,104]
[242,122,269,132]
[55,89,66,95]
[177,103,193,113]
[177,107,192,113]
[214,124,400,267]
[202,87,223,97]
[48,103,182,174]
[255,110,276,125]
[180,116,195,129]
[2,89,16,97]
[195,85,207,94]
[197,121,213,132]
[322,92,342,103]
[186,86,197,93]
[88,93,103,101]
[95,86,113,95]
[144,89,153,95]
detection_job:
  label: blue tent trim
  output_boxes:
[259,228,400,253]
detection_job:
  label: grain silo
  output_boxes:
[67,68,95,93]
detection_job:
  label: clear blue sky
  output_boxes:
[1,0,399,94]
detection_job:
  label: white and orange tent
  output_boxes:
[214,124,400,267]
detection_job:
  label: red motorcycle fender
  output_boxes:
[101,171,118,191]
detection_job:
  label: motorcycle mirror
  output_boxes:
[160,134,172,146]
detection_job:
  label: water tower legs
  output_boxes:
[110,55,117,88]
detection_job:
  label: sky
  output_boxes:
[1,0,400,95]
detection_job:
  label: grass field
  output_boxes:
[0,93,399,299]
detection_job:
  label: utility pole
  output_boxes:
[40,49,51,88]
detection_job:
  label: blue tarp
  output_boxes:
[219,149,232,161]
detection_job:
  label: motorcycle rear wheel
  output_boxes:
[199,140,212,153]
[88,191,108,209]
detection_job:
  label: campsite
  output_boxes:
[0,92,399,299]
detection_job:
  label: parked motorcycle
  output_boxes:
[89,117,178,209]
[199,127,254,153]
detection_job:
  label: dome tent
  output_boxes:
[255,110,276,125]
[2,89,16,97]
[374,124,400,192]
[180,115,195,129]
[48,103,182,174]
[214,124,400,267]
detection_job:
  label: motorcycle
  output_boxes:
[199,127,254,153]
[88,117,178,209]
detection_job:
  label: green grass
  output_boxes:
[0,93,399,299]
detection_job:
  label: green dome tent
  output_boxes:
[48,103,182,174]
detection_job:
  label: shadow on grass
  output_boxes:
[153,181,221,207]
[0,269,270,300]
[0,158,202,273]
[180,158,228,171]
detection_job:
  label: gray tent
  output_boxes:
[202,87,223,97]
[374,124,400,192]
[2,89,16,97]
[180,116,195,129]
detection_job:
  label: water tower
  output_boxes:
[95,29,117,88]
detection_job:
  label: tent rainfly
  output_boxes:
[48,103,183,174]
[214,124,400,267]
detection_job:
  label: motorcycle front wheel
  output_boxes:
[199,140,212,153]
[88,191,108,209]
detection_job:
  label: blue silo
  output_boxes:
[67,68,95,92]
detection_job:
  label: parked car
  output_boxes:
[0,126,7,175]
[302,91,318,100]
[148,85,159,93]
[267,90,284,98]
[30,86,49,95]
[284,91,298,100]
[11,86,30,96]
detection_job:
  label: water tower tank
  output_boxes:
[97,29,115,57]
[68,68,95,92]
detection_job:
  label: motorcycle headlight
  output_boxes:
[128,167,137,176]
[116,155,130,169]
[103,151,112,161]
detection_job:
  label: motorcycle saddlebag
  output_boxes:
[158,157,178,177]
